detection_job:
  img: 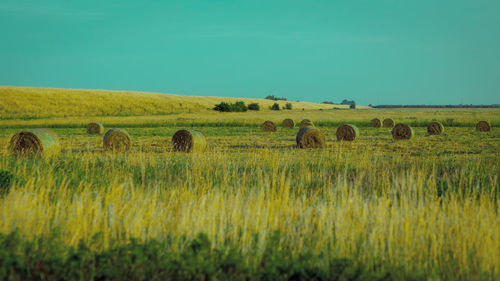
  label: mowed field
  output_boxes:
[0,87,499,280]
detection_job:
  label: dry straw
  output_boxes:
[87,122,105,134]
[262,121,277,132]
[427,121,444,135]
[103,129,131,152]
[383,118,395,128]
[370,118,381,128]
[172,130,207,152]
[282,118,295,128]
[299,119,314,129]
[392,123,414,140]
[476,121,491,132]
[336,124,359,141]
[296,126,326,148]
[9,128,60,157]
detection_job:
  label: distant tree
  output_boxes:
[265,95,287,101]
[231,101,248,112]
[341,99,356,107]
[214,101,247,112]
[284,103,292,110]
[248,103,260,111]
[213,102,231,112]
[350,102,356,109]
[270,103,280,111]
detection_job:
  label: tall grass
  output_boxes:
[0,147,498,279]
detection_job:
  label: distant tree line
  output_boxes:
[214,101,261,112]
[270,103,292,111]
[265,95,287,101]
[373,104,500,108]
[214,101,293,112]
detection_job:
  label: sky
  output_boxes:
[1,0,499,105]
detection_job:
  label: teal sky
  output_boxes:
[1,0,499,105]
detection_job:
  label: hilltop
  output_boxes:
[0,86,349,119]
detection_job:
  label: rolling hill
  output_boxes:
[0,86,349,119]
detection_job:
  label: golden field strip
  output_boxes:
[0,87,499,279]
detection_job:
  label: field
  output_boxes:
[0,87,499,280]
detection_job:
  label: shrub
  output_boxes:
[213,102,232,112]
[231,101,247,112]
[214,101,247,112]
[270,103,280,111]
[248,103,260,111]
[285,103,292,110]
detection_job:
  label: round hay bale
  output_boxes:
[383,118,395,128]
[299,119,314,129]
[282,118,295,128]
[427,121,444,135]
[370,118,381,128]
[103,129,131,152]
[9,128,60,157]
[476,121,491,132]
[262,121,277,132]
[392,123,414,140]
[336,124,359,141]
[172,130,207,152]
[296,126,326,148]
[87,122,104,134]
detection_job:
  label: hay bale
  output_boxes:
[87,122,104,134]
[9,129,60,157]
[383,118,395,128]
[392,123,414,140]
[172,130,207,152]
[299,119,314,129]
[262,121,277,132]
[282,118,295,128]
[427,121,444,135]
[370,118,381,128]
[296,126,326,148]
[336,124,359,141]
[476,121,491,132]
[103,129,131,152]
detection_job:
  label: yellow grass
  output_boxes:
[1,150,498,276]
[0,86,349,118]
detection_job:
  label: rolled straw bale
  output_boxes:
[370,118,381,128]
[336,124,359,141]
[282,118,295,128]
[172,130,207,152]
[9,129,60,157]
[392,123,414,140]
[383,118,395,128]
[87,122,105,134]
[299,119,314,129]
[427,121,444,135]
[103,129,131,152]
[296,126,326,148]
[262,121,277,132]
[476,121,491,132]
